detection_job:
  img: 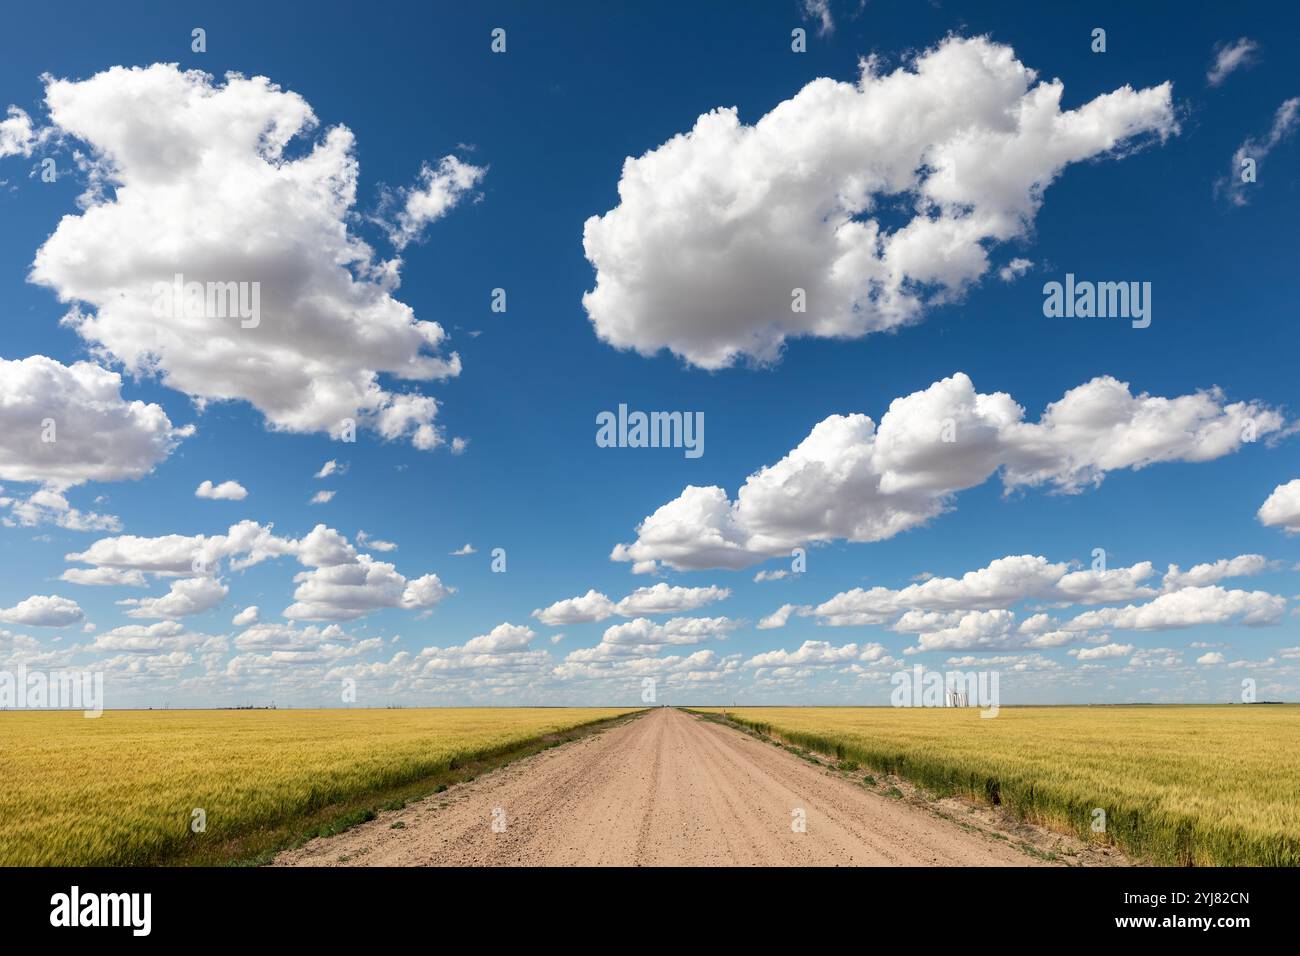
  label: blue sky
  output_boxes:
[1,0,1298,707]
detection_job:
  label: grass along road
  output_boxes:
[700,705,1300,866]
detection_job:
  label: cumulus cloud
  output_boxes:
[812,553,1157,626]
[0,594,85,627]
[1207,38,1258,87]
[532,583,730,625]
[355,530,396,552]
[0,356,189,489]
[450,543,476,556]
[800,0,833,35]
[0,106,36,158]
[553,646,734,684]
[195,479,248,501]
[400,623,547,677]
[283,555,453,621]
[1258,480,1300,533]
[232,605,260,627]
[29,64,471,451]
[614,583,730,616]
[997,257,1033,282]
[757,603,803,630]
[908,609,1018,653]
[557,618,736,668]
[1218,97,1300,206]
[314,460,341,479]
[615,373,1282,570]
[745,640,880,668]
[66,520,300,577]
[3,488,121,532]
[1071,642,1135,661]
[601,616,737,649]
[309,490,336,505]
[794,552,1288,653]
[119,576,229,619]
[532,589,618,626]
[1065,586,1286,632]
[582,36,1176,368]
[1161,554,1271,590]
[93,620,214,653]
[382,156,486,250]
[59,565,148,587]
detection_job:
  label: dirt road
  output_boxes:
[275,707,1041,866]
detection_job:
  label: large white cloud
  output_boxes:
[29,65,476,450]
[583,36,1176,368]
[0,356,189,488]
[616,373,1282,571]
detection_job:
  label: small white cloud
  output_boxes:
[195,479,248,501]
[1218,97,1300,206]
[757,603,803,630]
[1207,38,1258,87]
[450,543,476,556]
[997,257,1033,282]
[800,0,834,36]
[0,106,36,159]
[382,155,486,250]
[356,530,398,552]
[232,605,260,627]
[310,490,336,505]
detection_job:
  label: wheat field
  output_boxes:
[0,707,635,866]
[699,705,1300,866]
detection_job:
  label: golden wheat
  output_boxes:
[699,705,1300,866]
[0,707,634,866]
